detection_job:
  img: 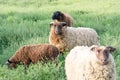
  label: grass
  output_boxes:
[0,61,66,80]
[0,0,120,80]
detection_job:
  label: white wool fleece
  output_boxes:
[65,46,116,80]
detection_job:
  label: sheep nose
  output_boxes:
[6,61,10,65]
[101,59,108,65]
[101,59,106,62]
[55,31,61,35]
[55,31,62,35]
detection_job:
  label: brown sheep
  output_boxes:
[52,11,74,27]
[6,44,59,68]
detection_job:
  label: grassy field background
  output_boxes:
[0,0,120,80]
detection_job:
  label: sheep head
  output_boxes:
[6,59,17,69]
[90,45,116,65]
[50,21,67,35]
[52,11,64,21]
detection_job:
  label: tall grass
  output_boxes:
[0,61,66,80]
[0,0,120,80]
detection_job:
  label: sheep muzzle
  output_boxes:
[6,60,17,69]
[55,26,62,35]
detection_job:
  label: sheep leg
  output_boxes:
[23,59,31,73]
[23,59,31,68]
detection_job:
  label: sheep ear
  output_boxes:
[61,22,67,27]
[50,22,54,27]
[90,45,98,51]
[106,46,116,53]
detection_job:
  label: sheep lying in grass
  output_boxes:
[49,21,99,52]
[6,44,59,68]
[65,45,116,80]
[52,11,74,27]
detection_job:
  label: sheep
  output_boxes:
[52,11,74,27]
[65,45,116,80]
[6,44,59,68]
[49,21,100,52]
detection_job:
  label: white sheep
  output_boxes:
[65,45,116,80]
[49,21,100,52]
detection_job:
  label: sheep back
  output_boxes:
[62,13,74,27]
[62,27,99,51]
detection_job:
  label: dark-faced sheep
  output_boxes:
[6,44,59,68]
[65,45,116,80]
[49,21,100,52]
[52,11,74,27]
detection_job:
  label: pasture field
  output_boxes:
[0,0,120,80]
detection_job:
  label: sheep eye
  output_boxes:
[104,50,108,54]
[97,49,101,53]
[54,25,56,27]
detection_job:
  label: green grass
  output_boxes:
[0,0,120,80]
[0,61,66,80]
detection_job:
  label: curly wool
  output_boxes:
[65,46,116,80]
[49,26,99,52]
